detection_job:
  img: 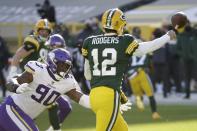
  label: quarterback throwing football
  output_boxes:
[82,8,176,131]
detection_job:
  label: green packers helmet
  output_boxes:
[102,8,126,35]
[34,19,52,36]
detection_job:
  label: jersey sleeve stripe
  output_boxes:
[24,64,35,74]
[82,48,88,56]
[24,37,39,51]
[127,41,137,52]
[125,40,139,55]
[128,43,138,53]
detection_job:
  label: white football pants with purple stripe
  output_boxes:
[0,96,39,131]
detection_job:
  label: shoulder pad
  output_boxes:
[85,34,102,40]
[87,35,95,39]
[24,61,45,74]
[84,36,91,42]
[124,34,133,37]
[24,36,40,51]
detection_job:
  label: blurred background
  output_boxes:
[0,0,197,131]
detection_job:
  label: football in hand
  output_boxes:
[171,12,188,29]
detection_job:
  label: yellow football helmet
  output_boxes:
[34,19,52,36]
[102,8,126,35]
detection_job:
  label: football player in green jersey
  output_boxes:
[8,18,52,79]
[127,54,161,120]
[127,27,160,119]
[82,8,176,131]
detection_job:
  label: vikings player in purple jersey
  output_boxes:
[0,48,90,131]
[44,34,73,131]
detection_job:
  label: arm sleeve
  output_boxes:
[124,35,139,56]
[84,59,91,80]
[133,34,170,56]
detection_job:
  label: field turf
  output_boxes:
[36,103,197,131]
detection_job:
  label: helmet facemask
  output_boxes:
[37,28,51,42]
[56,61,72,79]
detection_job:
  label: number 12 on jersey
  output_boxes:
[91,48,117,76]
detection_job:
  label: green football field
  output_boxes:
[36,103,197,131]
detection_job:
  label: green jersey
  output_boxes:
[127,54,151,77]
[20,35,48,70]
[130,55,150,68]
[82,34,139,92]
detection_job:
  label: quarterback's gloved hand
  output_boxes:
[16,83,31,93]
[120,100,132,114]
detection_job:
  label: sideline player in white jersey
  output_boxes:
[0,48,90,131]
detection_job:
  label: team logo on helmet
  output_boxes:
[102,8,126,35]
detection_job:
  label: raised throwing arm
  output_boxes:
[133,30,176,56]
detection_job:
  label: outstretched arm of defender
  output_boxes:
[133,30,176,56]
[66,89,90,108]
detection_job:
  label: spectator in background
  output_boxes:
[73,17,102,94]
[164,24,183,94]
[191,24,197,92]
[132,26,145,41]
[176,21,197,99]
[75,17,102,49]
[151,28,170,98]
[36,0,56,25]
[0,36,11,98]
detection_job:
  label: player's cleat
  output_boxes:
[46,126,62,131]
[46,126,53,131]
[152,112,161,120]
[136,96,144,111]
